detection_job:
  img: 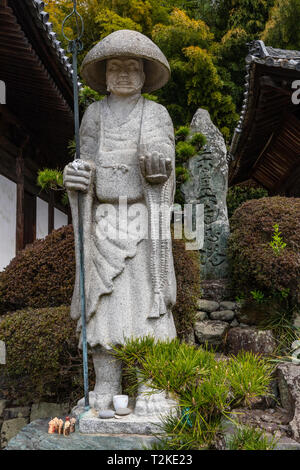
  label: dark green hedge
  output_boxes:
[0,226,75,312]
[172,236,201,339]
[228,197,300,306]
[0,306,94,405]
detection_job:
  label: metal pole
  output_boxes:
[62,2,89,411]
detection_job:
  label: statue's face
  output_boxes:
[106,57,145,96]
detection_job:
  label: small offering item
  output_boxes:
[58,419,64,435]
[63,419,71,436]
[70,417,76,433]
[48,418,57,434]
[99,409,115,419]
[48,416,75,436]
[115,407,131,416]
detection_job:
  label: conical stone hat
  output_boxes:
[81,29,171,94]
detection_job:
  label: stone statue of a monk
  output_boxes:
[64,30,177,412]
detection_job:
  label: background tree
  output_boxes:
[261,0,300,50]
[152,9,238,137]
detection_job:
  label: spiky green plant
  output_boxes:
[228,426,278,450]
[111,338,274,450]
[37,168,68,206]
[227,351,274,407]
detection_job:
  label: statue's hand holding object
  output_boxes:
[139,151,172,185]
[63,160,93,192]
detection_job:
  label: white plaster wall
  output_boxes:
[36,197,49,240]
[54,207,68,230]
[0,175,17,271]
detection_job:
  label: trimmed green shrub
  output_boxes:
[228,197,300,307]
[0,225,75,312]
[0,306,94,405]
[227,183,268,218]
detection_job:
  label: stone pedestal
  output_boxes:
[5,419,158,450]
[78,409,163,435]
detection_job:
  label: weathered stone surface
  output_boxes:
[277,363,300,441]
[0,400,7,418]
[182,108,230,279]
[275,437,300,450]
[226,327,276,356]
[134,381,177,418]
[5,419,158,450]
[194,320,229,347]
[0,341,5,364]
[195,311,208,321]
[30,403,69,422]
[201,279,232,302]
[210,310,235,321]
[79,413,162,435]
[3,407,30,420]
[220,301,236,311]
[197,299,219,313]
[1,418,28,447]
[230,319,239,328]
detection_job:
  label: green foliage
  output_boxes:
[228,197,300,307]
[152,9,238,135]
[250,290,265,304]
[95,8,142,39]
[112,338,274,449]
[0,225,75,312]
[37,168,68,206]
[227,184,269,219]
[259,306,298,354]
[79,85,103,112]
[175,126,190,141]
[37,168,63,190]
[261,0,300,50]
[190,132,206,150]
[0,305,94,405]
[228,425,277,450]
[176,141,196,164]
[227,351,274,407]
[269,224,287,256]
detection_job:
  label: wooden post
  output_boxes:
[16,153,25,253]
[48,191,54,234]
[15,135,29,253]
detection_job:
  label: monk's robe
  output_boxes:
[68,96,177,349]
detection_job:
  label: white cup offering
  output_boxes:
[113,394,129,411]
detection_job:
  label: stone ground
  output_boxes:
[5,419,158,450]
